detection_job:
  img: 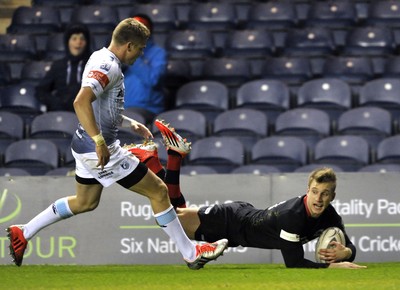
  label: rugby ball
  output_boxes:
[315,227,345,263]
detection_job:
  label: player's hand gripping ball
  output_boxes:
[315,227,345,263]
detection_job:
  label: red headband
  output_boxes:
[133,16,151,30]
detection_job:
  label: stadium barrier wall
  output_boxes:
[0,173,399,265]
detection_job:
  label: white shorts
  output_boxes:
[72,140,140,187]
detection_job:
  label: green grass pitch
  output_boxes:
[0,263,399,290]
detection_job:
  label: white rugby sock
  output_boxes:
[154,205,196,261]
[23,197,74,240]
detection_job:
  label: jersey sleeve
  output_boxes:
[278,211,330,268]
[81,54,113,98]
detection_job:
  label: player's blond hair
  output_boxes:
[308,167,336,191]
[111,18,150,46]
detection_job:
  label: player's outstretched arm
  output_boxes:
[328,261,367,269]
[121,115,153,139]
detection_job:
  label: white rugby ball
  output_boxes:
[315,227,345,263]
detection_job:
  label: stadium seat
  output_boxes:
[91,33,112,51]
[0,63,12,86]
[0,83,43,125]
[7,6,61,35]
[358,164,400,173]
[123,107,155,125]
[212,108,268,153]
[246,2,298,30]
[223,29,275,59]
[321,56,374,85]
[201,57,252,87]
[181,165,218,175]
[29,111,78,159]
[165,30,215,60]
[0,112,24,164]
[231,164,280,175]
[250,136,308,172]
[0,34,38,81]
[336,107,392,150]
[0,168,31,176]
[4,139,59,175]
[175,80,229,122]
[313,135,370,172]
[261,57,313,85]
[0,34,37,62]
[187,2,237,31]
[294,163,344,173]
[164,59,191,94]
[235,79,290,125]
[0,111,24,141]
[342,26,395,56]
[305,1,358,29]
[283,27,336,57]
[34,33,55,58]
[20,60,52,86]
[43,32,65,61]
[367,0,400,28]
[45,167,75,176]
[122,108,147,126]
[117,4,178,32]
[382,56,400,78]
[188,136,245,173]
[157,0,191,3]
[92,0,138,5]
[32,0,80,7]
[70,5,118,34]
[63,145,75,168]
[358,78,400,119]
[296,78,352,123]
[153,109,207,144]
[376,135,400,164]
[274,108,331,152]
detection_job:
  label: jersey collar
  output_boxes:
[303,195,312,217]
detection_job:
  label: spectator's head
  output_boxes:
[64,23,91,61]
[132,14,153,34]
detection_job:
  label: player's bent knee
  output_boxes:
[147,181,169,203]
[127,167,168,201]
[84,200,100,212]
[73,199,100,214]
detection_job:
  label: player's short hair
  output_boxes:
[112,18,150,46]
[308,167,336,191]
[133,14,153,34]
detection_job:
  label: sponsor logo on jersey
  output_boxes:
[120,160,129,170]
[98,170,114,179]
[87,70,110,89]
[100,62,111,72]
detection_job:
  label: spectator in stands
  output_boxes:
[36,23,91,111]
[123,14,168,122]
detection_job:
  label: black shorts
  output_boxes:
[195,201,254,247]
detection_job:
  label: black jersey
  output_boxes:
[195,195,356,268]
